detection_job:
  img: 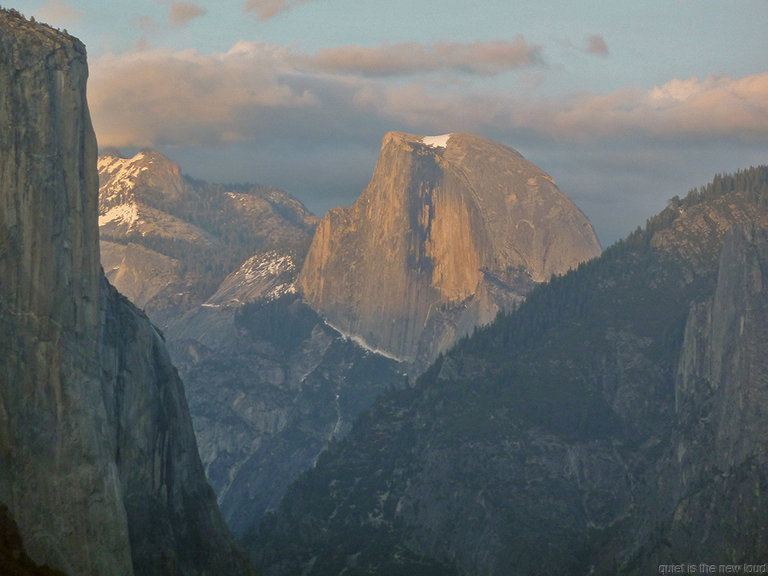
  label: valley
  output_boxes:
[2,5,767,576]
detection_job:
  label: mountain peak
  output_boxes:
[299,131,601,368]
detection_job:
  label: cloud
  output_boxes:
[535,73,768,140]
[298,38,544,76]
[35,0,82,24]
[170,2,207,26]
[348,73,768,145]
[243,0,313,20]
[586,35,609,56]
[88,39,768,154]
[89,44,318,148]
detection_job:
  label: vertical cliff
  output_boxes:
[661,223,768,564]
[299,132,601,369]
[0,10,252,576]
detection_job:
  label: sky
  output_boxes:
[10,0,768,245]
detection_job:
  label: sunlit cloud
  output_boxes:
[243,0,314,20]
[299,38,544,76]
[356,73,768,143]
[35,0,82,25]
[89,44,318,147]
[528,73,768,140]
[88,40,768,151]
[170,2,207,26]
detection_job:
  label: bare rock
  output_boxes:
[0,10,253,576]
[299,132,601,369]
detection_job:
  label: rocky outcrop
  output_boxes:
[299,132,601,369]
[657,223,768,565]
[0,10,252,576]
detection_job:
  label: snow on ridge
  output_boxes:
[98,152,150,198]
[206,251,298,306]
[242,251,295,283]
[421,134,453,148]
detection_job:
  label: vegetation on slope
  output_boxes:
[248,166,768,575]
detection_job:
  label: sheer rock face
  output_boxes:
[0,11,252,576]
[665,223,768,561]
[299,132,601,368]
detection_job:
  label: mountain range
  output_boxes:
[96,129,603,538]
[98,147,318,327]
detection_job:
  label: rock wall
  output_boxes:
[299,132,601,369]
[662,223,768,564]
[0,10,252,576]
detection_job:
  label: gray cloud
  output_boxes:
[299,38,545,76]
[170,2,207,26]
[89,42,768,150]
[243,0,313,20]
[586,35,609,56]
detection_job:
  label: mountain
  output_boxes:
[98,148,318,327]
[249,166,768,575]
[298,131,601,370]
[0,10,253,576]
[93,115,408,542]
[94,129,408,539]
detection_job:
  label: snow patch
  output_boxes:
[99,202,139,229]
[240,251,296,292]
[323,320,403,362]
[421,134,453,148]
[98,152,152,205]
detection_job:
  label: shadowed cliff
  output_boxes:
[0,9,253,576]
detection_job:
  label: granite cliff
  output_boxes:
[0,10,252,576]
[251,167,768,575]
[299,131,601,369]
[94,133,408,541]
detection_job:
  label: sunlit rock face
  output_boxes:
[0,10,253,576]
[299,131,601,370]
